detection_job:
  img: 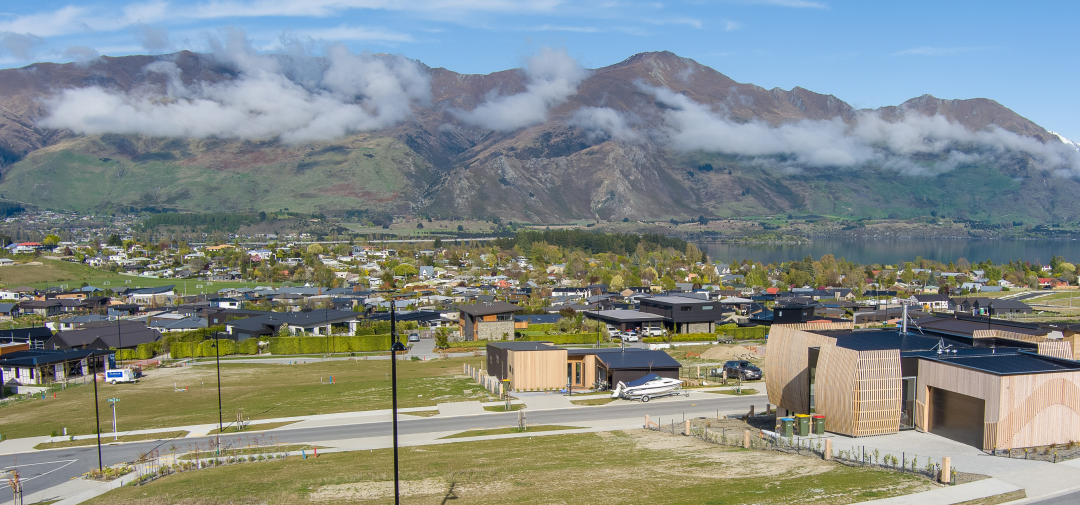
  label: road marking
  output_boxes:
[3,459,78,482]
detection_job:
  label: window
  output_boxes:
[702,305,713,310]
[495,313,512,321]
[681,306,692,311]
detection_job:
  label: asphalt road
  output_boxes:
[1,393,762,497]
[1030,489,1080,504]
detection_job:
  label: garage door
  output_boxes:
[929,387,984,448]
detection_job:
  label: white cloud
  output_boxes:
[135,25,172,52]
[38,29,431,144]
[0,6,95,37]
[452,47,587,131]
[62,46,101,64]
[569,107,642,142]
[0,32,45,59]
[723,20,740,31]
[642,83,1080,176]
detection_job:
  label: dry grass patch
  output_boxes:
[84,430,934,505]
[207,422,297,435]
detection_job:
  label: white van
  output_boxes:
[103,369,138,384]
[642,327,665,337]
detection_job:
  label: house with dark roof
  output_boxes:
[1,348,112,386]
[45,321,161,351]
[485,341,681,391]
[225,309,362,340]
[0,327,53,349]
[909,294,951,312]
[456,301,522,341]
[949,297,1033,315]
[638,295,725,334]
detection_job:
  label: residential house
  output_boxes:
[910,294,950,312]
[456,301,522,341]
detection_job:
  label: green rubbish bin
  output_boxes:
[780,417,794,437]
[812,415,825,435]
[795,414,811,437]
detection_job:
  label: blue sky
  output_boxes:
[2,0,1077,139]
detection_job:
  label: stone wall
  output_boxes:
[682,322,712,334]
[478,321,515,341]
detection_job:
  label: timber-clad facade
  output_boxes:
[766,316,1080,450]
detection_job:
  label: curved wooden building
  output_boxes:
[766,317,1080,450]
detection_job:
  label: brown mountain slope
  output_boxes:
[0,50,1072,223]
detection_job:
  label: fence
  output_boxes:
[644,415,954,484]
[463,364,504,396]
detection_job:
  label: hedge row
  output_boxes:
[641,333,719,343]
[267,335,393,355]
[354,321,419,336]
[517,334,603,345]
[720,326,769,340]
[171,339,258,358]
[114,342,163,361]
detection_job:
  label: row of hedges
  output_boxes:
[171,339,259,358]
[641,333,718,343]
[720,326,769,340]
[114,342,163,361]
[517,334,604,345]
[440,340,488,348]
[354,321,419,336]
[267,335,393,355]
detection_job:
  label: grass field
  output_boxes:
[0,357,490,440]
[0,258,259,294]
[84,430,933,504]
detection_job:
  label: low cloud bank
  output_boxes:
[39,30,430,143]
[452,47,587,131]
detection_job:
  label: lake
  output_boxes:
[696,238,1080,266]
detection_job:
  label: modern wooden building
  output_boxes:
[486,342,681,391]
[457,301,522,341]
[765,317,1080,450]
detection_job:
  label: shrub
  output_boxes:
[641,333,718,343]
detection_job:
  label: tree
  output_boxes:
[394,263,419,277]
[417,222,424,229]
[307,243,325,255]
[745,268,768,288]
[609,274,625,291]
[42,234,61,247]
[457,224,464,232]
[106,234,123,247]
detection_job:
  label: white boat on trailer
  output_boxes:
[610,373,685,402]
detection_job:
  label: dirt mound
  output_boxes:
[699,345,750,362]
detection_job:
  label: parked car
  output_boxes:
[621,330,640,342]
[718,360,761,381]
[407,332,420,342]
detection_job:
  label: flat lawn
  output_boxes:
[708,388,760,396]
[0,357,490,439]
[33,431,188,450]
[438,425,576,439]
[84,430,934,504]
[1,259,258,294]
[482,404,524,412]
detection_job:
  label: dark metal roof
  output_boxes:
[514,314,563,324]
[927,352,1080,375]
[456,301,522,316]
[0,327,52,342]
[826,330,972,352]
[914,315,1047,337]
[0,348,110,367]
[567,348,682,370]
[585,310,666,323]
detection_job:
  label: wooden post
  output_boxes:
[743,430,750,449]
[749,405,755,418]
[684,419,690,436]
[696,365,700,379]
[941,457,951,483]
[722,369,728,385]
[766,403,771,415]
[824,439,832,460]
[645,414,650,429]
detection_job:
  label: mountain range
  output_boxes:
[0,49,1078,225]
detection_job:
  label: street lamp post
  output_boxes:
[212,335,223,453]
[92,353,103,473]
[108,398,119,440]
[388,298,407,505]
